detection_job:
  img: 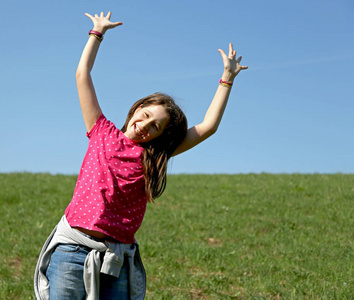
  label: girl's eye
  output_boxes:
[144,112,149,117]
[153,124,158,131]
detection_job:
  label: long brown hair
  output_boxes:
[121,93,187,202]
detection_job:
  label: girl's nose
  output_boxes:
[141,121,151,131]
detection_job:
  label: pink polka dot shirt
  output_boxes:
[65,115,147,244]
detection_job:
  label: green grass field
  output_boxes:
[0,173,352,299]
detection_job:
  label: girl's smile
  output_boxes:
[124,105,170,143]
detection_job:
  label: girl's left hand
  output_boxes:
[218,43,248,80]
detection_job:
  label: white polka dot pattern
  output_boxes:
[65,115,147,244]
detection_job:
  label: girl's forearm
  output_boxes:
[201,71,234,135]
[76,36,101,76]
[171,74,234,156]
[200,44,247,137]
[172,44,247,156]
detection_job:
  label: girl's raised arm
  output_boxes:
[172,43,248,156]
[76,12,122,132]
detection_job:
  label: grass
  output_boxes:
[0,173,353,299]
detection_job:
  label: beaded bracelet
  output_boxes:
[220,83,232,88]
[89,30,103,42]
[219,79,233,87]
[89,33,103,42]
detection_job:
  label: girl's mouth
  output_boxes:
[134,124,145,137]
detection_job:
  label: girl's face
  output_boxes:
[124,105,170,143]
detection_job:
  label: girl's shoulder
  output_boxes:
[87,114,143,150]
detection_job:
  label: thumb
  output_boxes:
[218,49,227,59]
[85,13,94,21]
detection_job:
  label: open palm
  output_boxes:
[85,11,122,34]
[218,43,248,78]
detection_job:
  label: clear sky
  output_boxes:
[1,0,353,174]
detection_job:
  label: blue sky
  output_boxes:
[1,0,353,174]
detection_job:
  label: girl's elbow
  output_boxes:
[76,65,90,78]
[76,69,82,81]
[198,123,218,141]
[204,120,220,136]
[76,69,90,83]
[206,126,218,137]
[76,69,84,80]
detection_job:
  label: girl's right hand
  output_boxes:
[85,11,122,34]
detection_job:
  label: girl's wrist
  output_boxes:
[89,30,104,43]
[92,27,106,35]
[221,71,235,83]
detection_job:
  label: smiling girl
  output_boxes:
[34,11,247,300]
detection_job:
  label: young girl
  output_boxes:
[34,11,247,300]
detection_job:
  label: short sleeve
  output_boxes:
[86,114,114,139]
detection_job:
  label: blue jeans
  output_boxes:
[46,243,129,299]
